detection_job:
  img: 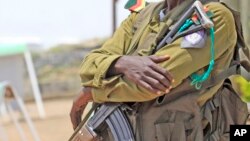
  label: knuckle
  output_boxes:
[161,68,167,74]
[136,75,142,80]
[142,68,148,73]
[146,86,154,92]
[148,62,155,67]
[146,66,153,71]
[154,80,159,85]
[140,75,146,80]
[145,85,151,89]
[133,73,139,79]
[159,76,165,81]
[137,80,143,85]
[144,85,150,90]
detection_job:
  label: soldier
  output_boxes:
[70,0,249,140]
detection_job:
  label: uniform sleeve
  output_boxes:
[80,13,138,87]
[91,3,237,103]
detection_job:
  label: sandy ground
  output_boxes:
[0,98,249,141]
[0,98,76,141]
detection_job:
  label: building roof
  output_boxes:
[0,44,28,57]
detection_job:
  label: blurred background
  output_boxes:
[0,0,249,141]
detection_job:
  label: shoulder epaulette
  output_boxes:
[125,0,147,12]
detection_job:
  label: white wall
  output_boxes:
[0,55,24,97]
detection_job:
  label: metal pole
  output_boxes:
[14,91,41,141]
[112,0,117,33]
[24,51,46,118]
[6,103,27,141]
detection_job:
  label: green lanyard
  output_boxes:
[178,19,215,89]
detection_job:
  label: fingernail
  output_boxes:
[169,86,172,90]
[172,79,175,83]
[157,91,162,95]
[165,89,169,93]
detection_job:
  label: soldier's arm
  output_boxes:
[91,3,237,103]
[79,13,138,88]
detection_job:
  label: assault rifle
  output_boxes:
[69,1,216,141]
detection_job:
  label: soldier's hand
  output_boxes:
[114,55,174,94]
[70,87,93,130]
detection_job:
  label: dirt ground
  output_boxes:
[0,98,76,141]
[1,98,250,141]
